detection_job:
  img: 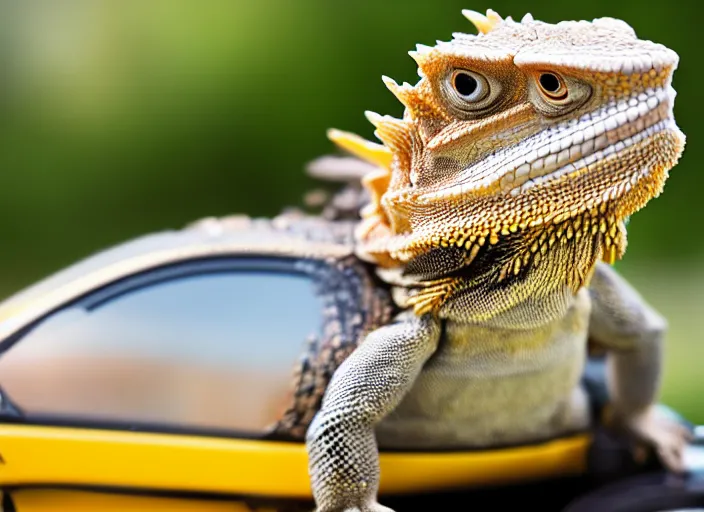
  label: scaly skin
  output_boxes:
[305,9,688,512]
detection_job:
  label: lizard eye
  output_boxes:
[451,70,488,102]
[530,71,592,117]
[442,68,500,115]
[537,72,569,101]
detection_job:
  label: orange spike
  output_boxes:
[381,75,415,109]
[361,168,391,207]
[326,128,393,170]
[364,111,413,155]
[462,8,503,34]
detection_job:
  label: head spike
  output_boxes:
[408,49,429,67]
[408,52,427,77]
[409,43,435,75]
[415,44,434,59]
[381,75,400,93]
[361,168,392,212]
[486,9,503,23]
[364,111,413,156]
[521,12,534,23]
[381,75,415,109]
[364,110,384,128]
[462,9,492,34]
[326,128,392,170]
[462,8,503,34]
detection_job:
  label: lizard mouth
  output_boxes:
[419,86,678,200]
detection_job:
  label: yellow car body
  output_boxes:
[0,216,596,511]
[1,426,589,511]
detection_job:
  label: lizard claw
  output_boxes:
[621,405,694,473]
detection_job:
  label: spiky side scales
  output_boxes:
[269,254,394,439]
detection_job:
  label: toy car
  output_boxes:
[0,213,703,512]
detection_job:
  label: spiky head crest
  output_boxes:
[327,9,685,315]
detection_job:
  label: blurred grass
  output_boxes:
[0,1,702,421]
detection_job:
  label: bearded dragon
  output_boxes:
[285,9,688,512]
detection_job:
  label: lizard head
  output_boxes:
[328,9,685,316]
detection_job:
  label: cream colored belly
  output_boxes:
[376,288,592,448]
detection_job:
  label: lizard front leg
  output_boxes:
[305,312,441,512]
[588,262,693,472]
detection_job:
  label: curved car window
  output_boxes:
[0,264,322,434]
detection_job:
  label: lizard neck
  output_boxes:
[394,206,625,326]
[436,234,603,329]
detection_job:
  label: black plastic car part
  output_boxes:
[562,471,704,512]
[564,426,704,512]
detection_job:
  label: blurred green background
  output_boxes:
[0,1,702,420]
